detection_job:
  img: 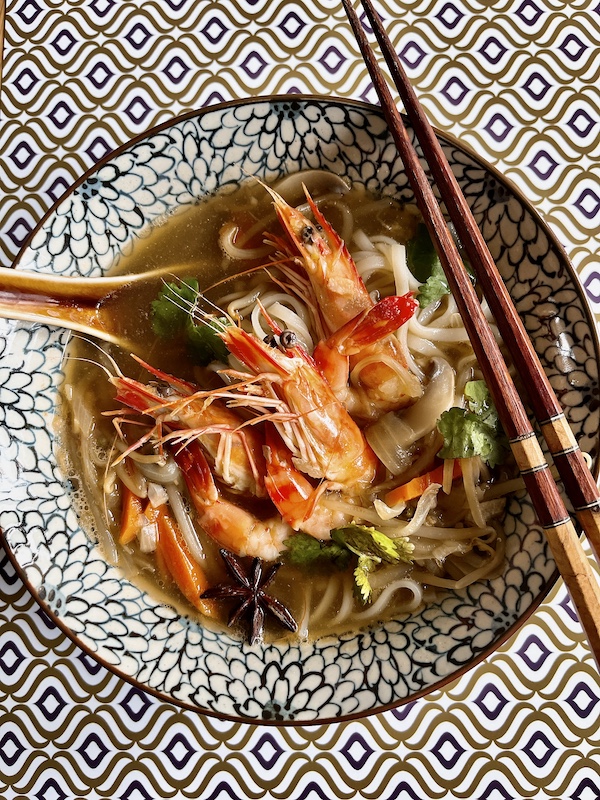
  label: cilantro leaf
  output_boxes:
[354,555,379,604]
[151,279,199,337]
[407,223,476,308]
[186,317,230,366]
[417,260,450,308]
[438,381,508,468]
[284,532,351,570]
[151,279,231,366]
[464,380,499,429]
[331,524,413,564]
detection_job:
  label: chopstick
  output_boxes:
[341,0,600,664]
[357,0,600,562]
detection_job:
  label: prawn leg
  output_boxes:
[110,371,267,498]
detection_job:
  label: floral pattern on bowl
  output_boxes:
[1,97,598,723]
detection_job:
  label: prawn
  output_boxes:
[263,425,348,540]
[264,182,422,418]
[173,440,290,561]
[219,322,380,494]
[110,357,267,498]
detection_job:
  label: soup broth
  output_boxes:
[58,173,509,644]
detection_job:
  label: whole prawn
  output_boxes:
[264,182,422,418]
[174,439,290,560]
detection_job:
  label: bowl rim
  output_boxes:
[1,93,598,726]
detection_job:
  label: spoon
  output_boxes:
[0,263,200,351]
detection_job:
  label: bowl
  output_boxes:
[1,96,598,724]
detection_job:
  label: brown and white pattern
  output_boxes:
[1,1,600,798]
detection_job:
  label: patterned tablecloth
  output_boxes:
[1,1,600,798]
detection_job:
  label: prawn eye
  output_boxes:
[301,225,314,244]
[150,381,177,398]
[263,334,278,348]
[279,330,297,349]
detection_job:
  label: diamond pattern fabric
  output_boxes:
[1,1,600,798]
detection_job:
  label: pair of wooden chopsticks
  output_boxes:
[342,0,600,664]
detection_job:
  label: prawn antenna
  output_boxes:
[159,277,234,329]
[67,335,123,377]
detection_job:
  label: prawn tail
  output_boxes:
[329,294,418,355]
[171,439,219,504]
[264,425,333,539]
[174,437,288,560]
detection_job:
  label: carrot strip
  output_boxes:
[119,487,146,545]
[385,460,462,506]
[155,506,215,617]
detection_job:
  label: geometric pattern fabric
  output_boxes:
[1,1,600,797]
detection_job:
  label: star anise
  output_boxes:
[201,549,297,644]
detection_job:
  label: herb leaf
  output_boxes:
[284,531,351,570]
[464,380,499,429]
[354,555,379,604]
[417,260,450,308]
[407,222,441,284]
[331,524,413,564]
[437,381,508,467]
[186,317,230,365]
[151,279,199,337]
[151,279,231,366]
[407,223,476,308]
[332,524,414,604]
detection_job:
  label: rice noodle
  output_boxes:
[461,457,488,528]
[333,575,357,623]
[220,222,273,260]
[297,584,311,642]
[165,485,206,564]
[354,579,423,616]
[115,460,148,498]
[310,573,341,624]
[136,457,181,484]
[443,459,455,494]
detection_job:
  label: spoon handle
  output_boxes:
[0,264,185,301]
[0,263,195,348]
[0,295,124,345]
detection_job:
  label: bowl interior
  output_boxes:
[1,97,598,723]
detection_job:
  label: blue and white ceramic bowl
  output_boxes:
[1,97,598,723]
